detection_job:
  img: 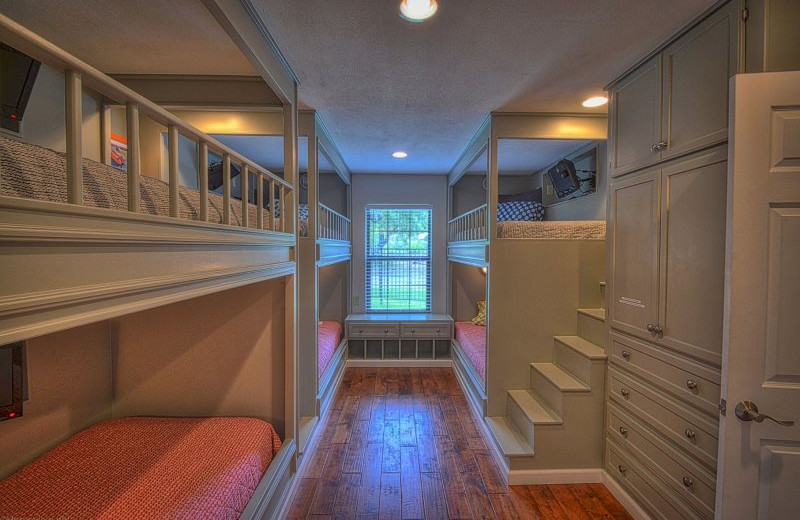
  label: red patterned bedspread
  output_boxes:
[319,320,343,379]
[0,417,282,519]
[455,321,487,382]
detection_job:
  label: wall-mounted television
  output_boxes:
[0,342,24,422]
[1,43,40,134]
[547,159,581,198]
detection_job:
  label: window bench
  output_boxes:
[345,314,453,360]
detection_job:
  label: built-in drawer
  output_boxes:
[606,440,699,520]
[347,323,400,338]
[401,323,451,339]
[610,332,720,417]
[608,367,718,470]
[608,403,715,518]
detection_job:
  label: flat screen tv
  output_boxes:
[1,43,40,134]
[0,342,24,422]
[547,159,581,198]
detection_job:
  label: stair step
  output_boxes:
[486,416,535,457]
[554,336,607,360]
[531,363,590,392]
[577,308,606,321]
[508,390,562,425]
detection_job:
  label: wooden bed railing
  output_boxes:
[318,203,350,242]
[0,14,294,233]
[448,204,488,242]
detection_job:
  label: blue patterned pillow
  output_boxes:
[497,200,544,222]
[298,203,309,221]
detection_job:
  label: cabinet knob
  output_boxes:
[384,329,389,333]
[436,328,440,333]
[684,428,696,439]
[650,141,668,152]
[621,350,631,360]
[411,329,415,333]
[618,426,628,436]
[618,464,627,474]
[682,476,694,488]
[686,380,698,391]
[620,388,630,397]
[646,324,663,336]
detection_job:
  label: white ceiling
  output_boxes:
[251,0,716,174]
[464,139,595,175]
[212,134,336,174]
[0,0,256,75]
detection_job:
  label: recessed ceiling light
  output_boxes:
[581,96,608,108]
[399,0,438,22]
[392,151,408,158]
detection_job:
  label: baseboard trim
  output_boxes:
[346,359,452,368]
[601,471,653,520]
[507,468,603,485]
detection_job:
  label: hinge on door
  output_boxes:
[741,7,749,23]
[719,398,727,416]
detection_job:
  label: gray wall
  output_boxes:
[351,174,448,314]
[319,172,348,215]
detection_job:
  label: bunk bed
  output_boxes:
[0,13,299,519]
[296,111,352,454]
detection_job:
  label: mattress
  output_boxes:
[0,136,279,230]
[497,220,606,239]
[0,417,282,519]
[455,321,486,382]
[319,320,343,379]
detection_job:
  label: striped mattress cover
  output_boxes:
[0,136,280,229]
[455,321,486,382]
[0,417,282,519]
[497,220,606,240]
[318,320,343,379]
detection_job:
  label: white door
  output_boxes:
[717,71,800,519]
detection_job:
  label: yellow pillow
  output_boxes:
[471,299,486,326]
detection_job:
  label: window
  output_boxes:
[365,206,432,312]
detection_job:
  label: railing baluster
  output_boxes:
[257,174,264,230]
[126,101,141,212]
[269,180,276,231]
[198,141,208,222]
[65,70,83,205]
[168,124,179,218]
[223,154,231,225]
[279,186,285,232]
[241,164,249,228]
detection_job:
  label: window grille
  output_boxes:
[365,206,432,312]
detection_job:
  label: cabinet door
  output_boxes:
[609,169,661,339]
[658,147,727,365]
[661,2,739,161]
[609,56,662,177]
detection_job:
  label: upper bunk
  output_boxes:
[298,110,352,267]
[0,12,300,345]
[447,113,608,266]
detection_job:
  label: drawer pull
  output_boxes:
[684,428,696,439]
[620,388,630,397]
[618,426,628,436]
[682,476,694,488]
[686,380,698,391]
[650,141,668,152]
[436,328,440,333]
[411,329,415,333]
[359,329,363,333]
[618,464,627,474]
[384,329,389,334]
[621,350,631,360]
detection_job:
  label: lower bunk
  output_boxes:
[0,417,295,520]
[317,320,347,415]
[451,321,488,415]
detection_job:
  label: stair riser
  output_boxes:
[554,342,591,386]
[507,395,536,448]
[531,369,564,416]
[577,312,607,348]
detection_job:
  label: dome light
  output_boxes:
[581,96,608,108]
[392,151,408,158]
[400,0,438,22]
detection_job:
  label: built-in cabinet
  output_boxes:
[609,1,739,177]
[605,1,741,518]
[345,314,453,360]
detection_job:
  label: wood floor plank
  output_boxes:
[342,419,370,474]
[420,472,448,520]
[368,396,387,444]
[310,442,347,515]
[434,435,472,520]
[333,473,362,519]
[285,477,319,520]
[473,450,505,494]
[488,494,519,520]
[399,395,417,447]
[383,419,401,473]
[357,442,384,515]
[380,473,402,520]
[400,447,424,520]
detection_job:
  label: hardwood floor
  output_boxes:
[287,367,632,520]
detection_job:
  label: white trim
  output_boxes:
[601,471,654,520]
[346,359,452,368]
[507,468,603,485]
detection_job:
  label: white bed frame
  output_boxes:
[1,11,301,518]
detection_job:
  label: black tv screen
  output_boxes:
[547,159,580,198]
[1,43,40,133]
[0,342,24,422]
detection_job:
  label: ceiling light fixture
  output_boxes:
[581,96,608,108]
[399,0,438,22]
[392,151,408,158]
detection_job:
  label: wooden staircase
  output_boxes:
[486,302,607,475]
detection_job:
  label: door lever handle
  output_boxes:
[735,400,795,427]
